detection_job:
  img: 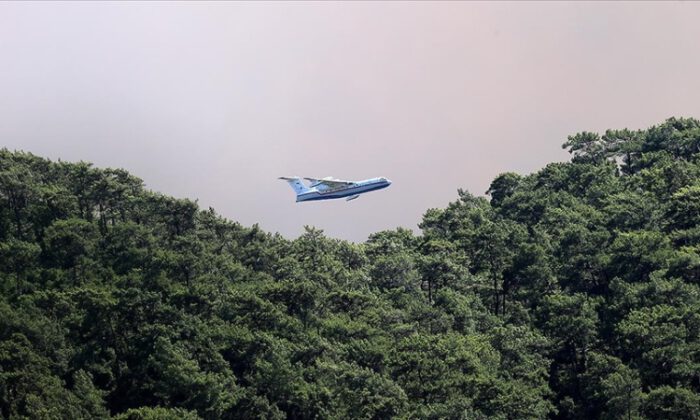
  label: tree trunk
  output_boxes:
[493,277,499,316]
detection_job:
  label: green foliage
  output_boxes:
[2,117,700,418]
[113,406,201,420]
[642,386,700,420]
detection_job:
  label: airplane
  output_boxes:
[279,176,391,202]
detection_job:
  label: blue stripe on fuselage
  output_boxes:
[296,180,390,202]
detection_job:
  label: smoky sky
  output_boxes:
[2,2,700,242]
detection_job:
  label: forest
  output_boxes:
[1,117,700,419]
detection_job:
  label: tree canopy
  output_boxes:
[1,117,700,419]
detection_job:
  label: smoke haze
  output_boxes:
[2,2,700,241]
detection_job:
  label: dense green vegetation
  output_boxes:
[2,117,700,419]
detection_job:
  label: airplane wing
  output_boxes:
[304,177,354,188]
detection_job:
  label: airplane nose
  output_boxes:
[386,179,392,185]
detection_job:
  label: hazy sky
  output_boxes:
[2,2,700,241]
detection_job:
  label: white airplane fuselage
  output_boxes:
[280,177,392,202]
[297,177,391,202]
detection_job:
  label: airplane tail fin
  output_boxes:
[279,177,310,195]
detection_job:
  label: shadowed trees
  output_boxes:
[1,117,700,418]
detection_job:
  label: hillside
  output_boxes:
[1,117,700,419]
